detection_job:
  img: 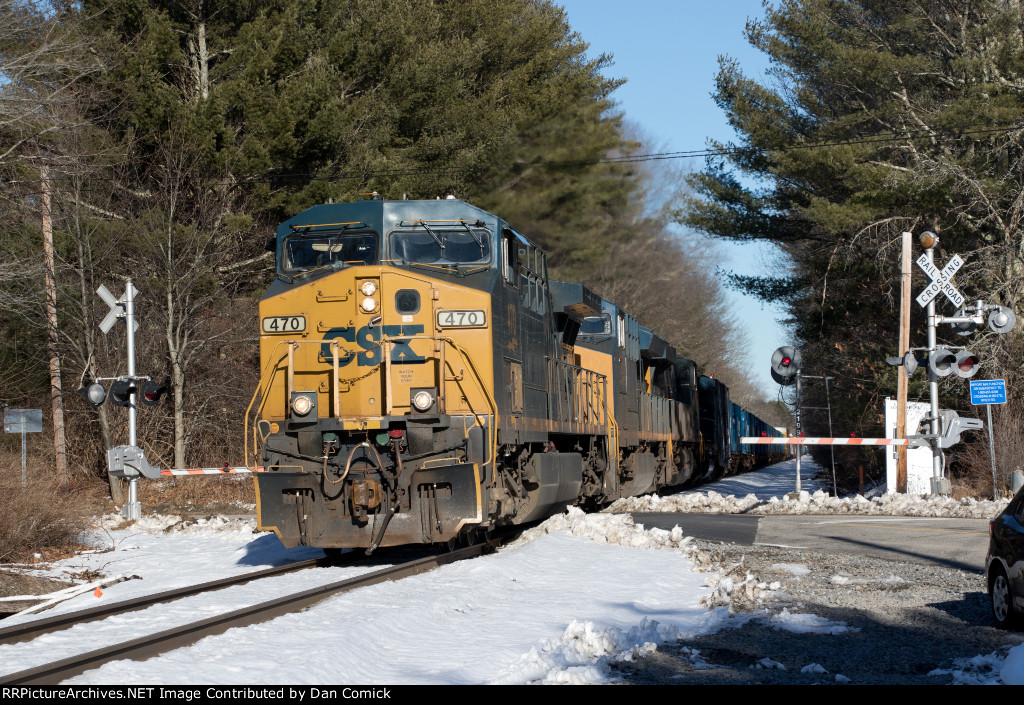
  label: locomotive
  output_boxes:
[249,195,784,552]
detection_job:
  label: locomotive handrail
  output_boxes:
[245,338,358,466]
[245,344,291,467]
[545,358,607,429]
[603,376,619,481]
[437,336,497,479]
[247,332,497,482]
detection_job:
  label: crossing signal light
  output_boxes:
[927,349,956,378]
[770,346,802,386]
[140,381,168,406]
[988,306,1016,334]
[109,379,136,407]
[900,350,920,379]
[951,307,978,337]
[77,379,107,407]
[954,350,980,378]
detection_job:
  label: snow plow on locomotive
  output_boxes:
[249,196,785,551]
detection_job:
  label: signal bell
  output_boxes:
[770,346,802,386]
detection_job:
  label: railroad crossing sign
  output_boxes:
[916,253,965,308]
[98,283,139,333]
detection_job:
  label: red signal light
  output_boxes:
[957,355,979,372]
[781,357,792,366]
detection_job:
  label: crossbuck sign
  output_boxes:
[916,253,964,309]
[98,283,139,333]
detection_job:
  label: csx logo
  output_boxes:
[321,325,425,366]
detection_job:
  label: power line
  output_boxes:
[19,120,1024,188]
[239,121,1024,183]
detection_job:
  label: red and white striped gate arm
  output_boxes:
[740,437,924,447]
[160,466,265,476]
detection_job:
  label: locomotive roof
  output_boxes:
[277,197,505,239]
[639,327,676,362]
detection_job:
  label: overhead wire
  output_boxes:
[12,120,1024,189]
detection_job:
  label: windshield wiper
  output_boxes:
[420,223,445,258]
[459,222,485,256]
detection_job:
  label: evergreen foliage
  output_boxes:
[681,0,1024,490]
[0,0,780,487]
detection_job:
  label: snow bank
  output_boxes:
[925,643,1024,685]
[492,617,688,684]
[608,488,1007,519]
[512,505,694,551]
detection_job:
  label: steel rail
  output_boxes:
[0,541,496,685]
[0,552,371,646]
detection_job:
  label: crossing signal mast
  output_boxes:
[770,345,806,494]
[75,281,168,520]
[886,231,1015,496]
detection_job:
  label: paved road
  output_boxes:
[630,513,990,572]
[620,512,1015,684]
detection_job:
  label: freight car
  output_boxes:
[248,196,784,552]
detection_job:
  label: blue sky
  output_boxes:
[558,0,790,394]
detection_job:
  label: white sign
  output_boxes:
[915,253,964,309]
[98,283,139,334]
[885,398,933,495]
[436,310,487,328]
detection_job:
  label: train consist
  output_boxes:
[249,196,785,551]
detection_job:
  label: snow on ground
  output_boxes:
[1,455,1020,684]
[2,509,737,685]
[608,454,1009,519]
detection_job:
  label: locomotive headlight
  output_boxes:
[360,280,377,296]
[292,394,314,416]
[361,296,377,312]
[412,390,434,412]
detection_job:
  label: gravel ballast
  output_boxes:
[614,539,1023,685]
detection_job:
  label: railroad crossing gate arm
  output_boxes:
[739,436,929,448]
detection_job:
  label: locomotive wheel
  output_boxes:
[322,548,345,563]
[435,537,459,553]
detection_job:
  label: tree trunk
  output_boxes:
[41,167,68,484]
[186,12,209,103]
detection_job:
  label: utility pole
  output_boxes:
[896,232,912,493]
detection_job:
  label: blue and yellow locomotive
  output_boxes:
[249,196,783,551]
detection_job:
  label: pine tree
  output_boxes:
[681,0,1024,489]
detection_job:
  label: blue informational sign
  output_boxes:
[970,379,1007,405]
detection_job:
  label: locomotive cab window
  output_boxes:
[283,232,378,273]
[389,222,491,270]
[502,228,520,287]
[580,314,611,336]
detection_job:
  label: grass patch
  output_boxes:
[0,462,105,564]
[136,473,256,510]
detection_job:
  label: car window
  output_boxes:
[1014,497,1024,522]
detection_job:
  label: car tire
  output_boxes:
[990,564,1018,629]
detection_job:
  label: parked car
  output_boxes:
[986,488,1024,628]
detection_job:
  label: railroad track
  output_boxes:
[0,541,497,685]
